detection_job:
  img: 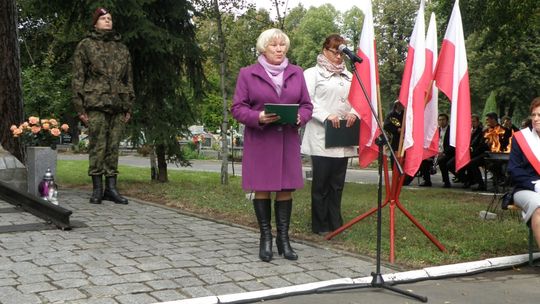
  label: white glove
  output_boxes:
[533,180,540,193]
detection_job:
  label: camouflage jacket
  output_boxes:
[72,30,134,115]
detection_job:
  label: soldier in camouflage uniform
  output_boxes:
[72,7,134,205]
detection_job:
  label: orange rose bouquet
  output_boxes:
[11,116,70,149]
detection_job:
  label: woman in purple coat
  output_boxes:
[231,28,313,262]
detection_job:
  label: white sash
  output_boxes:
[514,128,540,175]
[520,128,540,164]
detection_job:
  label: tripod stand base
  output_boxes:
[315,272,428,303]
[370,272,428,302]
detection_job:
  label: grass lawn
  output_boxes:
[57,159,531,269]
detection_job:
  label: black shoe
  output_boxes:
[103,176,129,204]
[419,182,432,187]
[89,175,103,204]
[443,182,451,188]
[462,182,471,189]
[403,176,414,186]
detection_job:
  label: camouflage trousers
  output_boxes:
[87,111,126,176]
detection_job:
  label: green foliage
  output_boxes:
[21,61,72,119]
[226,8,273,74]
[281,4,307,64]
[18,0,205,176]
[341,6,363,50]
[482,91,498,118]
[195,7,272,132]
[289,4,340,68]
[282,4,306,35]
[17,0,84,66]
[180,142,210,160]
[17,0,540,172]
[74,140,88,153]
[199,92,226,132]
[17,0,80,121]
[373,0,416,109]
[437,0,540,121]
[122,1,204,165]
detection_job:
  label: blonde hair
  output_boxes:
[255,28,290,54]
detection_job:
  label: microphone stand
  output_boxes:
[315,58,427,302]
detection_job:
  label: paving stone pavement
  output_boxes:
[0,189,395,304]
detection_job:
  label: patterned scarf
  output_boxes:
[258,55,289,96]
[317,54,345,75]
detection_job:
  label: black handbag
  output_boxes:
[501,191,513,210]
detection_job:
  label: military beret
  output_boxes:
[92,7,108,25]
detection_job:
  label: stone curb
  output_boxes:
[154,253,538,304]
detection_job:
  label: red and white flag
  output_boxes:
[434,0,471,171]
[349,0,380,168]
[423,12,439,159]
[398,0,427,176]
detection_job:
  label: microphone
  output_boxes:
[338,44,363,64]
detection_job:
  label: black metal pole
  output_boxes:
[375,136,384,275]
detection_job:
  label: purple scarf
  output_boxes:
[258,55,288,96]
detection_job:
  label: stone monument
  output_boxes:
[0,144,26,192]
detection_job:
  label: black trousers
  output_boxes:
[447,156,468,183]
[420,158,434,183]
[437,153,453,185]
[466,154,489,187]
[422,154,452,185]
[310,156,348,233]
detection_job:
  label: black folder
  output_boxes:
[324,119,360,148]
[264,103,299,125]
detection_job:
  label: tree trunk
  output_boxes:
[149,146,158,181]
[155,143,168,182]
[214,0,229,185]
[0,0,24,161]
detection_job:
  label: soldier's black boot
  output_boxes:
[103,176,129,204]
[253,199,273,262]
[275,199,298,260]
[90,175,103,204]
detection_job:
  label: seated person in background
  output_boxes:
[484,112,512,153]
[448,114,485,187]
[419,113,453,188]
[502,115,519,133]
[507,97,540,248]
[466,112,511,191]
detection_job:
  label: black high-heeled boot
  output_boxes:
[89,175,103,204]
[253,199,273,262]
[103,176,129,204]
[274,199,298,260]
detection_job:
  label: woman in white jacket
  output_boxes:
[301,34,358,235]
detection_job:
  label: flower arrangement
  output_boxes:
[11,116,70,149]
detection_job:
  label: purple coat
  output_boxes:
[231,62,313,191]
